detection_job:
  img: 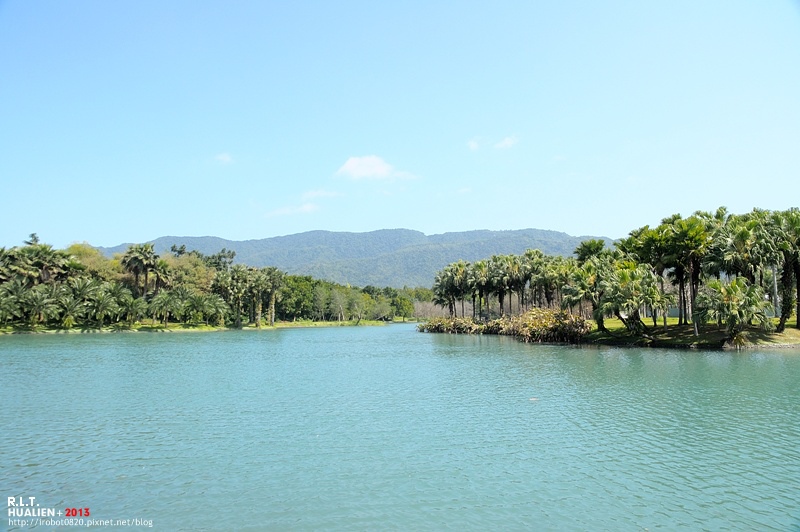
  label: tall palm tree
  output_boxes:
[667,215,710,336]
[121,243,158,298]
[469,260,491,321]
[139,243,158,298]
[773,208,800,331]
[450,260,470,318]
[488,255,511,316]
[121,244,146,297]
[152,258,172,295]
[263,267,285,327]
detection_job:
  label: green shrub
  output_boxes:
[418,309,591,344]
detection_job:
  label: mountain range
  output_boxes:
[98,228,614,288]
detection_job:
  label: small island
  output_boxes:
[419,207,800,350]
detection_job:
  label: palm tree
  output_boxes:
[88,290,120,327]
[574,239,606,265]
[488,255,512,317]
[617,224,672,329]
[69,277,100,303]
[20,243,70,284]
[562,253,616,331]
[57,293,85,329]
[597,262,655,334]
[695,277,773,344]
[432,268,456,317]
[152,258,172,295]
[139,243,158,298]
[264,267,284,327]
[248,268,269,327]
[149,290,178,327]
[667,215,710,336]
[121,243,158,298]
[119,294,148,326]
[206,294,229,326]
[227,264,251,328]
[772,208,800,332]
[450,260,470,318]
[0,291,19,325]
[121,245,146,297]
[105,281,132,306]
[23,285,59,327]
[168,286,192,323]
[469,260,491,321]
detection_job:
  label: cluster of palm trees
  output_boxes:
[0,235,417,330]
[432,250,575,321]
[212,264,284,328]
[433,207,800,340]
[0,237,273,329]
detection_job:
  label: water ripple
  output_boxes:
[1,327,799,530]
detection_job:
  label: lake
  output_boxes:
[1,324,799,530]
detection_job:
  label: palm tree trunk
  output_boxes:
[772,264,779,316]
[269,292,276,326]
[795,260,800,329]
[690,264,698,337]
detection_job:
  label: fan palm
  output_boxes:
[695,277,773,343]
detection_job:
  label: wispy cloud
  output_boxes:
[335,155,416,181]
[457,187,472,195]
[494,136,518,149]
[215,152,233,164]
[302,189,343,200]
[266,203,319,217]
[467,139,479,151]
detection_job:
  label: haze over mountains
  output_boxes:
[98,229,613,288]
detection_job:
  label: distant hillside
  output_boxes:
[98,229,614,288]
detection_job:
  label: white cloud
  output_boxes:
[302,189,343,200]
[335,155,416,181]
[494,136,518,149]
[266,203,319,217]
[457,187,472,195]
[467,139,479,151]
[215,152,233,164]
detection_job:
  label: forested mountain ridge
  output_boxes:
[98,229,614,288]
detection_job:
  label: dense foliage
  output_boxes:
[430,207,800,343]
[0,235,420,330]
[418,308,592,343]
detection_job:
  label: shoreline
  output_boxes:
[418,314,800,351]
[0,320,395,335]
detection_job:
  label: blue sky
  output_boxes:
[2,1,799,250]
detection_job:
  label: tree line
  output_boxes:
[0,236,420,330]
[432,207,800,342]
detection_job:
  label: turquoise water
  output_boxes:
[1,324,799,530]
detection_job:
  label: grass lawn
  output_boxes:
[586,317,800,349]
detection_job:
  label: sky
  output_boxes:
[1,1,800,250]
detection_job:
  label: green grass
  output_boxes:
[586,316,800,349]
